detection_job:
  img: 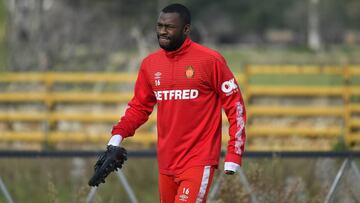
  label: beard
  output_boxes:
[157,34,186,51]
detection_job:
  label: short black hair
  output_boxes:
[162,3,191,25]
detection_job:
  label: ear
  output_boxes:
[183,24,190,35]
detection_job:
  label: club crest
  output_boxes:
[185,66,194,78]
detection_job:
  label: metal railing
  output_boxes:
[1,150,359,203]
[0,65,359,150]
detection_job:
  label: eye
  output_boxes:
[156,23,176,30]
[167,25,176,29]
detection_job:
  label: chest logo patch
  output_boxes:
[185,66,194,78]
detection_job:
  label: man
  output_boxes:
[109,3,246,203]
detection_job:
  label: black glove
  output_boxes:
[88,145,127,187]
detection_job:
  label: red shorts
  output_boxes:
[158,165,216,203]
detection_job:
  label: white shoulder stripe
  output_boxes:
[196,166,211,203]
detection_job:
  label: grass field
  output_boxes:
[0,157,359,203]
[219,46,360,73]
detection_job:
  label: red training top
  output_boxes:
[112,37,246,175]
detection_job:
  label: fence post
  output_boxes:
[208,171,225,203]
[342,64,351,146]
[42,72,53,149]
[85,187,97,203]
[0,177,15,203]
[237,168,259,203]
[208,168,259,203]
[85,170,138,203]
[115,170,139,203]
[324,159,349,203]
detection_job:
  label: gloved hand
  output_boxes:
[88,145,127,187]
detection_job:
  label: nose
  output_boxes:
[157,25,167,35]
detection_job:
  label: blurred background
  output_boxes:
[2,0,360,71]
[0,0,360,202]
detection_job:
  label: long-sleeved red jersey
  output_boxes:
[112,37,246,175]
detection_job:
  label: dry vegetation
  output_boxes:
[0,157,359,203]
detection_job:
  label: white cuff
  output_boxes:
[224,162,240,172]
[107,134,123,146]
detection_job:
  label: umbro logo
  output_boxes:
[154,72,162,79]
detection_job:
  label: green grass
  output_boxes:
[219,46,360,72]
[0,158,159,203]
[0,157,359,203]
[218,46,360,88]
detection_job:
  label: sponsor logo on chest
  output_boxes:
[153,66,199,101]
[154,89,198,101]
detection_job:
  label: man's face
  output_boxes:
[156,12,189,51]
